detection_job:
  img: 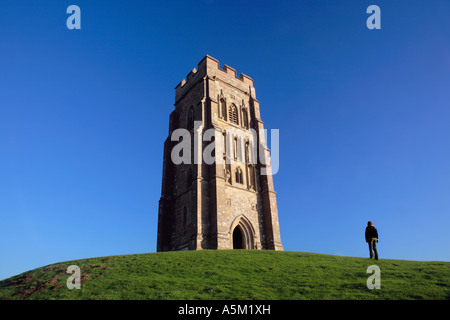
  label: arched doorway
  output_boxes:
[233,226,244,249]
[230,215,255,249]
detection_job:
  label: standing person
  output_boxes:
[365,221,379,260]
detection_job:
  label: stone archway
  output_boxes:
[233,226,244,249]
[230,215,255,249]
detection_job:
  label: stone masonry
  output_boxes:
[157,55,283,251]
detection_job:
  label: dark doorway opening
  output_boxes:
[233,226,244,249]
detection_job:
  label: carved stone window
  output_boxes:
[229,105,238,125]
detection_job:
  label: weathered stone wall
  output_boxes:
[157,55,283,252]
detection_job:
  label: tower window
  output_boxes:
[229,105,238,125]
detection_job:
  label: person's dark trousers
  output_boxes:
[368,239,378,260]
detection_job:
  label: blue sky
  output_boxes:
[1,0,449,280]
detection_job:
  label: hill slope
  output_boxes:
[0,250,448,300]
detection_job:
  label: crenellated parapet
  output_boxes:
[175,55,254,103]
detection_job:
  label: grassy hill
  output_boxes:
[0,250,448,300]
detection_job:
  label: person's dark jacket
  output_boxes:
[365,225,378,242]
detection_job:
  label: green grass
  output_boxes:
[0,250,448,300]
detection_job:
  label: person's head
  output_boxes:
[367,221,373,226]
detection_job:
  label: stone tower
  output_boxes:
[157,55,283,251]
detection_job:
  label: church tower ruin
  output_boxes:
[157,55,283,251]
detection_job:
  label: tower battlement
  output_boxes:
[175,55,254,103]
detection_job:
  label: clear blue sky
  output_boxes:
[1,0,449,280]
